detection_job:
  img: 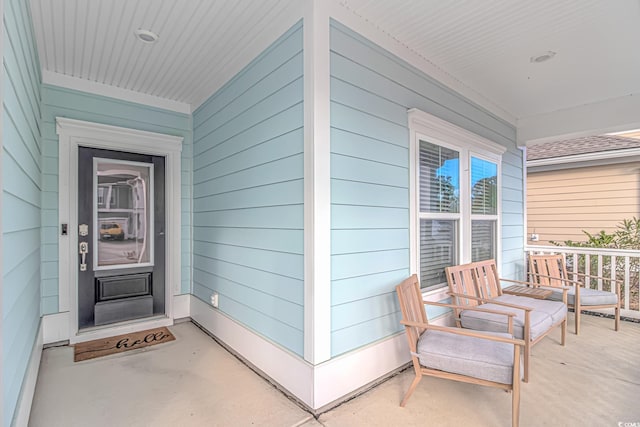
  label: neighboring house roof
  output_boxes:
[527,135,640,161]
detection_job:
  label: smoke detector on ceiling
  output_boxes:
[134,29,159,44]
[530,51,556,63]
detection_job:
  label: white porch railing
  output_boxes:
[525,245,640,319]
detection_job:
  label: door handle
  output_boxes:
[79,242,89,271]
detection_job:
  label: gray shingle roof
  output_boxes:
[527,135,640,161]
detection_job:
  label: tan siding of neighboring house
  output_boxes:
[527,162,640,246]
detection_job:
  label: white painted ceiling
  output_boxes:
[29,0,640,120]
[29,0,303,111]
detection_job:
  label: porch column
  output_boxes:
[303,0,331,365]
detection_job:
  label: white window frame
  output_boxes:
[408,109,506,293]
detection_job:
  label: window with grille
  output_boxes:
[409,109,505,290]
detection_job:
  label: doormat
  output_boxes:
[74,327,175,362]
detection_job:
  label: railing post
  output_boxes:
[611,255,617,293]
[597,254,603,291]
[624,257,630,311]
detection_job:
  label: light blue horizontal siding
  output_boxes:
[193,268,302,329]
[193,282,302,354]
[194,104,303,172]
[331,128,408,168]
[194,55,303,145]
[192,22,304,356]
[331,152,409,187]
[332,179,409,208]
[194,23,304,129]
[2,0,42,424]
[332,229,408,255]
[40,84,193,307]
[332,205,408,230]
[194,127,303,183]
[329,20,521,357]
[330,26,514,143]
[193,255,303,304]
[331,312,399,356]
[194,179,302,211]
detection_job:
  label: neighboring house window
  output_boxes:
[409,109,506,290]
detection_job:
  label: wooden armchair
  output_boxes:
[445,259,567,382]
[529,253,620,334]
[396,275,524,427]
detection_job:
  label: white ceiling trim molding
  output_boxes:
[43,70,191,114]
[327,0,516,126]
[517,92,640,146]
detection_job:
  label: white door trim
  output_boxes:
[57,117,183,343]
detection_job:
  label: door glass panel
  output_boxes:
[94,158,154,269]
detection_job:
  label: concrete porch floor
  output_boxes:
[29,314,640,427]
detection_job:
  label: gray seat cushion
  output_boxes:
[545,287,618,306]
[460,302,552,341]
[417,329,516,385]
[494,294,567,325]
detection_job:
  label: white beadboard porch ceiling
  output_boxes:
[29,0,640,119]
[29,0,304,112]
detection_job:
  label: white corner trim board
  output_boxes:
[12,320,43,427]
[303,0,332,366]
[56,117,183,344]
[42,312,70,344]
[172,294,191,320]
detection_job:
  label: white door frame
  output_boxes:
[57,117,183,344]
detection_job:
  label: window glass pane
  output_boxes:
[95,159,153,268]
[471,157,497,215]
[471,220,496,262]
[420,219,458,287]
[419,141,459,213]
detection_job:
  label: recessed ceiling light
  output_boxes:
[134,29,159,44]
[530,51,556,63]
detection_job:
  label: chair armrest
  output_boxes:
[525,273,576,288]
[566,270,617,283]
[532,272,620,297]
[500,276,571,290]
[448,291,533,312]
[400,320,525,346]
[498,277,542,288]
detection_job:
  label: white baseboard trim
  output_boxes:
[189,295,446,410]
[313,332,410,409]
[42,312,70,344]
[173,294,191,319]
[312,313,452,409]
[189,296,314,406]
[12,319,44,427]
